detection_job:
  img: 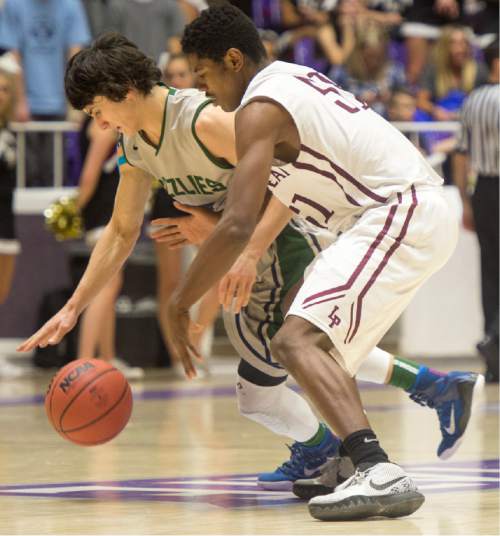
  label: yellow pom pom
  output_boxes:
[44,196,83,241]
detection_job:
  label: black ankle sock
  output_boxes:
[342,429,389,468]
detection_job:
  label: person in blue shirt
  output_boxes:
[0,0,91,185]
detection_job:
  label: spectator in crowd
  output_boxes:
[0,65,26,378]
[82,0,111,38]
[0,0,91,186]
[258,29,280,61]
[453,41,499,383]
[316,0,358,68]
[162,52,196,88]
[106,0,186,64]
[401,0,465,86]
[178,0,208,23]
[315,0,404,71]
[416,25,488,121]
[0,66,18,306]
[75,115,144,379]
[329,21,406,116]
[416,24,488,183]
[386,85,417,122]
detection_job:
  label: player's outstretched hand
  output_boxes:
[17,303,79,352]
[219,251,258,313]
[166,297,202,379]
[150,202,220,248]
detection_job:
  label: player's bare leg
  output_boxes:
[0,254,15,305]
[271,315,424,520]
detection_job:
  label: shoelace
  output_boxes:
[409,392,436,409]
[277,443,325,478]
[342,468,368,489]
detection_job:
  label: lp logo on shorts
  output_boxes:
[328,306,341,328]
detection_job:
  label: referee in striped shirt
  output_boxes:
[453,40,499,382]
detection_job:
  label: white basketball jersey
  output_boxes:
[240,61,442,233]
[121,87,234,211]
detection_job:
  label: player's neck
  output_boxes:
[138,85,168,146]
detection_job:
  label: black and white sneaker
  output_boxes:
[308,462,424,521]
[293,456,354,500]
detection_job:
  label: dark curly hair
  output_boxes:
[181,4,267,64]
[65,32,162,110]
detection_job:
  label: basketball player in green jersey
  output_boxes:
[19,33,482,495]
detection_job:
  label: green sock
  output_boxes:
[302,423,326,447]
[389,357,421,391]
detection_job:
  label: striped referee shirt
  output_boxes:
[456,83,500,177]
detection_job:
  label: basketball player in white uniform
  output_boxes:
[19,32,482,506]
[167,5,484,521]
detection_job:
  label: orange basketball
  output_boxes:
[45,358,133,446]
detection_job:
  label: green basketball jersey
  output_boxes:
[120,87,234,211]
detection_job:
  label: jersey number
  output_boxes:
[295,71,368,114]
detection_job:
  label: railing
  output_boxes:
[10,119,462,192]
[11,121,80,189]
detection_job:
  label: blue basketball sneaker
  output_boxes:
[258,425,341,490]
[408,371,485,459]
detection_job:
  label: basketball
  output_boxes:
[45,358,133,446]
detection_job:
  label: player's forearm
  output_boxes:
[452,152,470,200]
[242,196,293,261]
[68,222,139,314]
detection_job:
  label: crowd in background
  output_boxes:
[0,0,497,180]
[0,1,497,125]
[0,0,497,380]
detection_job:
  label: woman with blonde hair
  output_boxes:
[417,25,488,121]
[329,21,406,116]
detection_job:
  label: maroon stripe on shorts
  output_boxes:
[303,293,346,310]
[292,161,361,207]
[300,144,389,204]
[302,202,399,307]
[344,303,355,345]
[347,186,419,344]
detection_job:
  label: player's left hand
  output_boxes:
[165,295,202,379]
[150,202,220,248]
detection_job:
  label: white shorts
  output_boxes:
[287,185,458,376]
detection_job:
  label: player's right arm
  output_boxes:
[17,151,153,352]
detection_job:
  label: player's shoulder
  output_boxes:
[117,134,140,168]
[194,102,233,137]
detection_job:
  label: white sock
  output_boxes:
[236,376,320,442]
[356,346,394,384]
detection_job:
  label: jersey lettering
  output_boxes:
[159,176,227,197]
[289,193,334,229]
[269,167,290,188]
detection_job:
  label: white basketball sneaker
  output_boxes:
[308,462,424,521]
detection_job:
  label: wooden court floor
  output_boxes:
[0,358,498,535]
